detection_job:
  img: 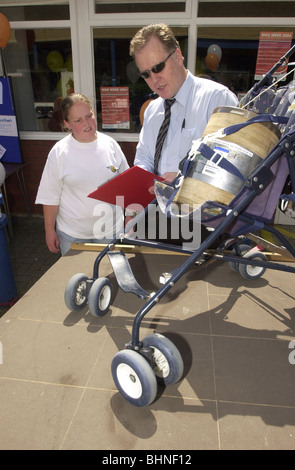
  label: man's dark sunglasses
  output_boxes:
[139,49,177,80]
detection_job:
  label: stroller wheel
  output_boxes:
[142,333,184,385]
[88,277,113,317]
[64,273,89,311]
[238,251,267,280]
[228,244,251,272]
[111,349,157,407]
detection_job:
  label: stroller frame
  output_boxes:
[94,125,295,343]
[65,46,295,406]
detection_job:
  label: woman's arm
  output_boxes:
[43,205,60,253]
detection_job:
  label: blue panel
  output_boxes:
[0,77,23,164]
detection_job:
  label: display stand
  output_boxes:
[0,51,30,237]
[0,76,23,164]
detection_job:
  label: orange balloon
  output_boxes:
[0,13,11,49]
[205,52,219,72]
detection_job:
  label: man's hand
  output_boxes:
[148,171,178,194]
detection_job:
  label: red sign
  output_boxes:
[100,86,130,129]
[255,31,293,80]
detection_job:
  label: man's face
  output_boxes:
[135,36,186,99]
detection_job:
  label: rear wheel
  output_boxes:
[238,251,267,279]
[228,243,252,272]
[142,333,184,385]
[111,349,157,407]
[64,273,89,311]
[88,277,113,317]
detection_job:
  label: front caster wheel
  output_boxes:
[142,333,184,385]
[88,277,113,317]
[111,349,157,407]
[64,273,89,311]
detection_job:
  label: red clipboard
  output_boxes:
[88,166,164,208]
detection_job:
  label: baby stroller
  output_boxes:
[65,45,295,407]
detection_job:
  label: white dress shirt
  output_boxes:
[134,70,238,175]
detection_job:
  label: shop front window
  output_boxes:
[196,26,295,101]
[94,0,186,14]
[0,4,70,21]
[198,1,295,18]
[3,28,73,132]
[93,27,188,133]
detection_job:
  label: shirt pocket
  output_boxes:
[179,127,198,158]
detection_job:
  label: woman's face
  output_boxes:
[64,101,97,142]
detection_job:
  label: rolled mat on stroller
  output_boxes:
[172,106,282,208]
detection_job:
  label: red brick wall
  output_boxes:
[4,139,137,215]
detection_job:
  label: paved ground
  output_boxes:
[0,216,60,317]
[0,215,295,450]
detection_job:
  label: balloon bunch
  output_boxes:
[205,44,222,72]
[46,51,73,73]
[46,50,65,73]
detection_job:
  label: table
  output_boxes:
[0,247,294,449]
[0,162,31,237]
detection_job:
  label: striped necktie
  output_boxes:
[154,98,176,174]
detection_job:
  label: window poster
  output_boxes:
[100,86,130,129]
[255,31,293,80]
[0,77,22,163]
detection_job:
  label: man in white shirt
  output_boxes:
[130,23,238,184]
[129,24,238,245]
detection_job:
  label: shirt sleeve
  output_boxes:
[113,139,130,173]
[133,126,155,173]
[35,147,63,205]
[205,87,238,123]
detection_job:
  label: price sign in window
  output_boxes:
[100,86,130,130]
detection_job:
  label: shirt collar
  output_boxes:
[174,70,194,107]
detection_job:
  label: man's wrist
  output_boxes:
[125,209,139,217]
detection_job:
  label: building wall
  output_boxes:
[2,0,295,216]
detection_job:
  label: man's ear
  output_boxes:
[175,47,184,65]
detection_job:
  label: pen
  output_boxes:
[181,119,185,132]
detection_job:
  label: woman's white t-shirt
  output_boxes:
[35,132,129,239]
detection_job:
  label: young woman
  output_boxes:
[36,93,129,255]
